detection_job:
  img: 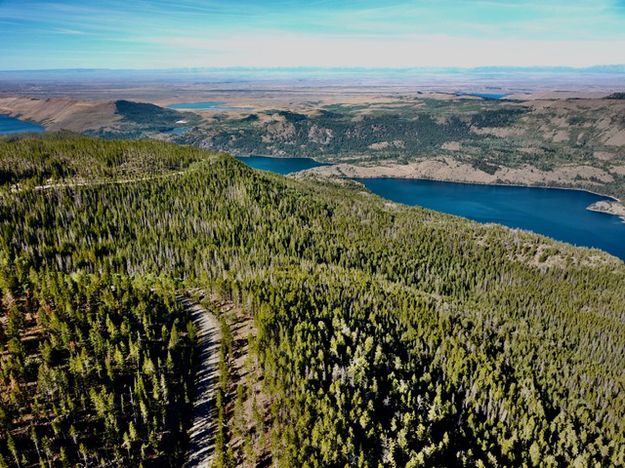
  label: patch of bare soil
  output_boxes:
[612,165,625,176]
[471,126,525,138]
[594,151,616,161]
[441,141,461,151]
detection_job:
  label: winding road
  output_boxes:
[178,293,222,468]
[23,166,225,465]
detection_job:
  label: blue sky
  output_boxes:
[1,0,625,70]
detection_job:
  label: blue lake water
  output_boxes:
[0,114,44,135]
[235,156,625,260]
[168,102,252,111]
[359,179,625,260]
[235,156,328,175]
[457,92,509,100]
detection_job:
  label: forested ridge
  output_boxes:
[1,134,624,466]
[0,132,216,188]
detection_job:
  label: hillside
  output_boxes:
[184,96,625,201]
[0,132,217,187]
[0,97,200,138]
[3,94,625,205]
[0,97,120,132]
[0,134,624,466]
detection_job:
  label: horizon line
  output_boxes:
[2,64,625,74]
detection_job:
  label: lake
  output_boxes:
[456,92,509,100]
[168,101,253,111]
[357,178,625,260]
[235,156,625,260]
[0,114,45,135]
[235,155,328,175]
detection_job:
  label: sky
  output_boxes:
[1,0,625,70]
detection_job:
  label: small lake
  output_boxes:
[457,92,509,100]
[235,156,625,260]
[0,114,44,135]
[168,102,253,111]
[235,155,328,175]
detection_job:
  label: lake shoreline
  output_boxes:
[237,154,620,202]
[356,173,625,222]
[0,113,46,135]
[234,155,329,175]
[238,153,625,220]
[355,177,625,260]
[587,200,625,222]
[234,154,625,260]
[356,174,625,222]
[296,160,624,216]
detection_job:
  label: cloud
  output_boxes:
[141,32,625,68]
[52,27,85,35]
[1,0,625,69]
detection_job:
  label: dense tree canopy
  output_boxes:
[1,134,624,466]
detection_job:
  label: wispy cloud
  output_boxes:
[1,0,624,69]
[52,27,85,35]
[137,32,625,68]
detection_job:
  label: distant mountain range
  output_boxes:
[1,65,625,79]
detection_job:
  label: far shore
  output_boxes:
[295,159,625,221]
[301,163,620,200]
